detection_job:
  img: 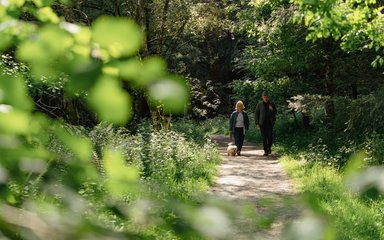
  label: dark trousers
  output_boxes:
[234,127,245,152]
[260,123,273,153]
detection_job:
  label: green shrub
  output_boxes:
[172,116,229,144]
[361,132,384,165]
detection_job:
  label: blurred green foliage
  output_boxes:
[281,156,384,240]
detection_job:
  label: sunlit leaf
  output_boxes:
[36,7,60,23]
[0,110,30,135]
[92,16,143,58]
[7,0,25,7]
[55,126,93,162]
[32,0,55,7]
[148,76,189,113]
[0,33,12,51]
[343,152,366,177]
[104,149,139,198]
[112,58,142,83]
[17,25,73,79]
[139,57,168,87]
[109,57,168,88]
[17,25,73,63]
[87,75,132,124]
[74,27,91,46]
[0,75,33,111]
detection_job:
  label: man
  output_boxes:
[255,92,277,156]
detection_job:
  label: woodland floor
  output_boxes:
[210,135,302,240]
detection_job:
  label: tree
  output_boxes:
[292,0,384,67]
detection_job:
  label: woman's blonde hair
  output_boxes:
[235,100,245,111]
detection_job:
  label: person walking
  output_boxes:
[255,92,277,156]
[229,101,249,156]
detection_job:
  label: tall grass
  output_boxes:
[281,156,384,240]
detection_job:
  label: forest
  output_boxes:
[0,0,384,239]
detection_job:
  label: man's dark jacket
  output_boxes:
[255,101,277,126]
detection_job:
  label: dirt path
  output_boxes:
[210,135,301,240]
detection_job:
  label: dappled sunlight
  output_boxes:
[209,135,302,239]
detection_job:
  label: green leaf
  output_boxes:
[32,0,55,7]
[0,110,30,135]
[8,0,25,7]
[112,58,142,83]
[36,7,60,23]
[147,75,190,113]
[0,75,33,111]
[0,33,12,51]
[17,25,73,79]
[104,149,139,198]
[63,57,102,94]
[139,57,168,87]
[117,56,168,88]
[17,25,73,63]
[55,126,93,162]
[343,152,366,177]
[92,16,143,58]
[87,76,132,124]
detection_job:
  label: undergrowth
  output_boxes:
[281,156,384,239]
[43,121,223,239]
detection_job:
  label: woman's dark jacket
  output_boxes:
[229,111,250,132]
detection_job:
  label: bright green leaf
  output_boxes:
[0,75,33,111]
[343,152,366,177]
[0,110,30,135]
[87,76,132,124]
[0,34,12,51]
[17,25,73,64]
[148,76,189,113]
[8,0,25,7]
[104,149,139,198]
[36,7,60,23]
[55,126,93,162]
[104,149,139,181]
[139,57,168,87]
[32,0,55,7]
[114,59,142,83]
[117,57,167,87]
[92,16,143,58]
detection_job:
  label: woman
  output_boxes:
[229,101,249,156]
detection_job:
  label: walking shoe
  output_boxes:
[237,151,241,156]
[263,152,269,156]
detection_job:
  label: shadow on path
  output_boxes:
[209,135,302,239]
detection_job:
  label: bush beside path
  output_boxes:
[209,135,302,239]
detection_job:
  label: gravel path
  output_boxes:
[210,135,302,240]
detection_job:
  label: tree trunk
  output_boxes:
[322,38,336,119]
[157,0,170,55]
[113,0,122,16]
[324,62,336,118]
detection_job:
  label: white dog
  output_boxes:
[227,143,237,156]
